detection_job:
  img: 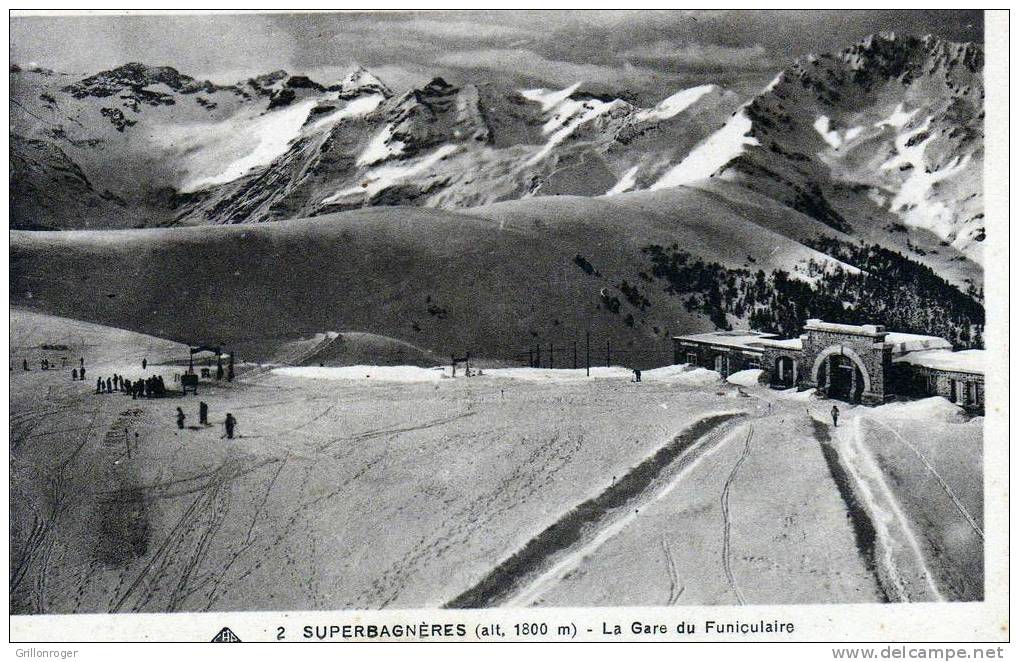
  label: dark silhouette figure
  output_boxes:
[106,377,112,393]
[224,413,236,439]
[22,359,28,371]
[142,358,147,370]
[80,357,84,369]
[634,368,642,383]
[80,366,86,381]
[96,378,103,394]
[831,405,840,428]
[72,368,78,380]
[199,401,209,426]
[176,407,186,430]
[130,380,137,400]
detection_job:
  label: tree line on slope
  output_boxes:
[638,239,984,349]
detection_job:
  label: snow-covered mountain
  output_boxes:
[650,33,984,262]
[10,34,984,271]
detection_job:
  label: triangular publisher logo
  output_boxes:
[211,627,241,643]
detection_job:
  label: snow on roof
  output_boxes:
[884,332,952,356]
[893,349,985,375]
[803,319,887,336]
[673,329,776,351]
[755,337,804,351]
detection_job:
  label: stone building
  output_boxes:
[673,319,984,411]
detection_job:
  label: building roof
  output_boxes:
[804,319,886,338]
[893,349,985,375]
[673,329,776,351]
[884,332,953,356]
[755,337,804,351]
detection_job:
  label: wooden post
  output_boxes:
[586,331,590,377]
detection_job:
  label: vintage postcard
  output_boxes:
[7,8,1009,651]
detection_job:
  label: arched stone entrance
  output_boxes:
[811,345,871,403]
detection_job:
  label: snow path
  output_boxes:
[865,416,983,541]
[840,414,945,601]
[469,413,745,608]
[720,426,753,605]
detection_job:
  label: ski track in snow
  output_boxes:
[720,426,753,605]
[865,416,983,541]
[840,415,945,602]
[502,417,743,607]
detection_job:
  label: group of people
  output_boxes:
[175,403,237,439]
[93,373,169,399]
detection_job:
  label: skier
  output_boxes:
[176,407,186,430]
[831,405,840,428]
[142,358,147,370]
[199,401,209,426]
[224,413,236,440]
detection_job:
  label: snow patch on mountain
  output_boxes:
[173,98,320,192]
[651,110,759,189]
[875,103,919,130]
[324,144,459,202]
[529,98,618,165]
[605,165,640,196]
[357,125,406,167]
[519,82,582,111]
[635,84,716,122]
[307,93,384,131]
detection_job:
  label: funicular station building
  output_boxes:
[673,319,985,411]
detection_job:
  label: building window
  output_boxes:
[686,353,697,365]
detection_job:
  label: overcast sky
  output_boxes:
[10,10,984,102]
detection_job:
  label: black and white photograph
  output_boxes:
[7,8,1008,646]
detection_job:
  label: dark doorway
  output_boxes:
[774,356,795,387]
[826,354,864,402]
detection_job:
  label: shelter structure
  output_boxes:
[673,319,984,410]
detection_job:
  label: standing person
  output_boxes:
[130,380,137,400]
[96,377,103,394]
[224,413,236,439]
[142,358,147,370]
[831,405,840,428]
[22,359,28,371]
[79,357,84,370]
[106,377,112,393]
[72,368,78,381]
[634,368,642,383]
[80,366,86,381]
[176,407,186,430]
[199,401,209,426]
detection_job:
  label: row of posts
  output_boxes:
[526,332,610,376]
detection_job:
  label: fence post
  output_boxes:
[586,331,590,377]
